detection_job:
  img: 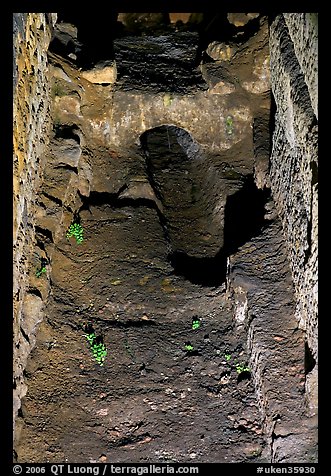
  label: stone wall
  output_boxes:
[269,14,318,415]
[13,13,56,444]
[225,12,318,462]
[283,14,318,119]
[228,214,317,462]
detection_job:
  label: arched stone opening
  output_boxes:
[140,124,270,286]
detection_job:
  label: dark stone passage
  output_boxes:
[168,250,227,287]
[223,176,271,256]
[141,128,271,287]
[167,175,270,288]
[50,12,119,68]
[141,125,220,258]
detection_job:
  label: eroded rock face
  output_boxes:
[13,12,317,464]
[141,125,224,258]
[114,32,206,93]
[228,215,317,462]
[227,13,260,27]
[283,14,318,119]
[13,12,56,445]
[269,14,318,421]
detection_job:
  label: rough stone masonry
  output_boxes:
[13,12,317,463]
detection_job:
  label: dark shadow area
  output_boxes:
[41,191,63,207]
[79,191,160,214]
[111,320,157,329]
[50,12,119,69]
[169,176,270,287]
[267,13,281,28]
[109,433,152,449]
[223,175,271,256]
[237,425,248,433]
[79,191,121,210]
[305,341,316,375]
[35,225,54,244]
[54,164,78,174]
[27,288,43,300]
[198,12,263,49]
[184,350,201,357]
[169,250,227,287]
[49,31,80,62]
[237,370,252,383]
[20,326,30,344]
[197,13,232,47]
[53,124,81,143]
